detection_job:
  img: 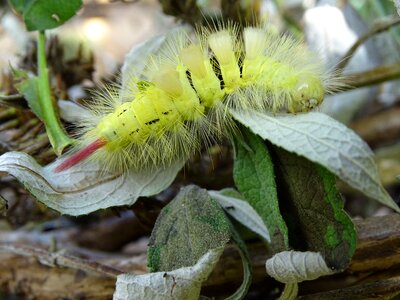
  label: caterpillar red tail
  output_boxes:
[55,24,340,173]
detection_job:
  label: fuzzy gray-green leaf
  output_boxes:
[230,109,399,213]
[148,185,231,272]
[209,189,270,243]
[0,151,184,216]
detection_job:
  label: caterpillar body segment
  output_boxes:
[179,44,225,107]
[55,24,336,173]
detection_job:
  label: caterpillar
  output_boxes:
[55,24,339,173]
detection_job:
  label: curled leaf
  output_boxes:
[0,152,184,216]
[113,247,224,300]
[266,251,334,283]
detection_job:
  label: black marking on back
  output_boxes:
[129,128,140,135]
[238,55,244,78]
[118,109,127,116]
[145,118,160,125]
[210,56,224,89]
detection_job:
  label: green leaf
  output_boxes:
[14,74,42,120]
[317,166,357,260]
[232,126,289,252]
[209,189,270,243]
[0,152,184,216]
[13,64,72,156]
[148,185,231,272]
[230,109,400,213]
[9,0,83,31]
[114,247,225,300]
[272,148,357,270]
[8,0,27,15]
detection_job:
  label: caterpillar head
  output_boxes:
[291,76,325,112]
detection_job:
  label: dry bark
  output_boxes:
[0,214,400,299]
[350,108,400,148]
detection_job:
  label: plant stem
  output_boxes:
[341,63,400,91]
[37,30,72,155]
[336,17,400,72]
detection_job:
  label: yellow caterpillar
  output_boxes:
[55,24,339,173]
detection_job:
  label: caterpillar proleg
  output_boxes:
[55,24,340,173]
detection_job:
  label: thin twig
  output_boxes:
[340,63,400,91]
[336,17,400,72]
[0,94,24,101]
[0,244,122,278]
[0,94,27,109]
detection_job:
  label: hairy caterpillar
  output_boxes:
[55,24,339,173]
